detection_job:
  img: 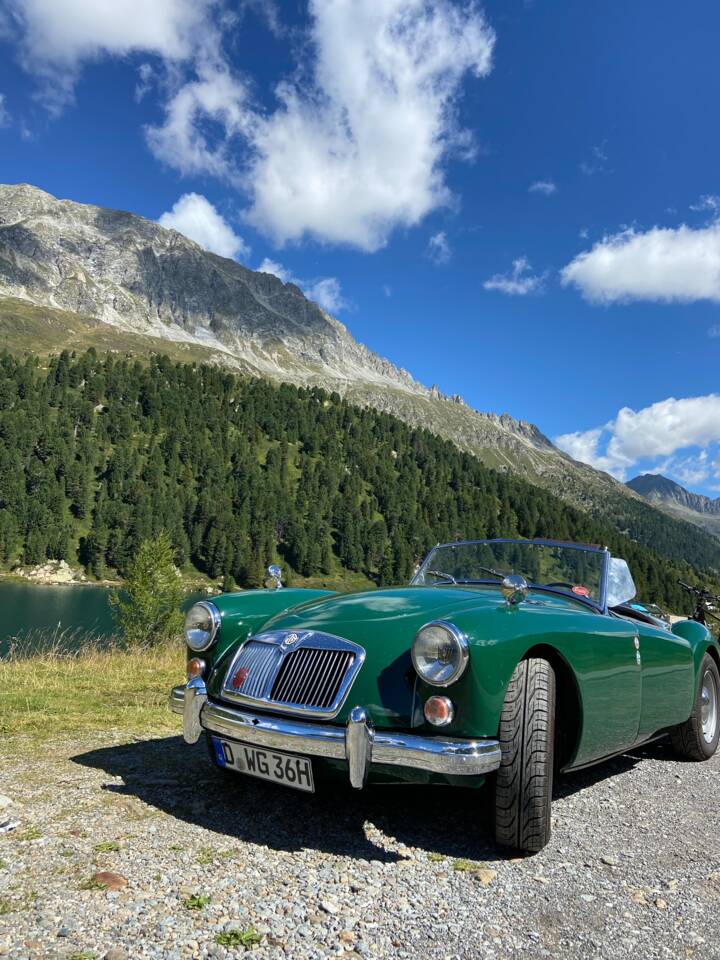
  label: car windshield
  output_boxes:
[412,539,606,604]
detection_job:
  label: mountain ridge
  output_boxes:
[627,473,720,539]
[2,182,720,573]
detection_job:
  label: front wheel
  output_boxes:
[494,657,555,853]
[670,654,720,760]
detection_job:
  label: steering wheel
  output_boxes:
[546,581,576,589]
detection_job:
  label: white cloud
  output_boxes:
[556,394,720,483]
[580,142,608,176]
[528,179,556,196]
[656,452,710,489]
[257,258,346,314]
[9,0,495,252]
[427,230,451,264]
[0,94,9,127]
[304,277,345,314]
[147,0,496,251]
[483,256,545,296]
[561,222,720,304]
[134,62,155,102]
[146,66,250,181]
[554,427,628,479]
[158,192,248,260]
[690,194,720,214]
[5,0,213,111]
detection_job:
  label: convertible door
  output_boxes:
[636,624,695,741]
[571,618,641,765]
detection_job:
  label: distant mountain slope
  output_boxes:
[2,182,720,573]
[627,474,720,539]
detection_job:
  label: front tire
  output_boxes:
[494,658,555,853]
[670,653,720,760]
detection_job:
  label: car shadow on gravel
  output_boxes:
[73,735,669,863]
[73,735,504,862]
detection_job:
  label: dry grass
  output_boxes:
[0,628,183,741]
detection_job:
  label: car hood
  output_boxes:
[215,585,592,728]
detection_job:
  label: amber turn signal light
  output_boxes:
[187,657,206,679]
[424,695,454,727]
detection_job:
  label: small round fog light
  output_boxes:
[424,695,454,727]
[187,657,206,679]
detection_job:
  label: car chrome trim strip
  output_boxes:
[169,685,502,779]
[220,630,366,719]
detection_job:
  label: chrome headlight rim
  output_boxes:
[184,601,222,652]
[411,619,469,688]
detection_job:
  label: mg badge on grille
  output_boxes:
[232,666,250,689]
[283,633,300,646]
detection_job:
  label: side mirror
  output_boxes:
[501,574,528,606]
[267,564,282,590]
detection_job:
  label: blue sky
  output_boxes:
[1,0,720,494]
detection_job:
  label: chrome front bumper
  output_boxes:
[169,683,501,788]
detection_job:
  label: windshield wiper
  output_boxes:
[427,569,457,584]
[476,565,512,581]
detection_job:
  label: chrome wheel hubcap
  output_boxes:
[700,669,718,744]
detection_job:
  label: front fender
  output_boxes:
[188,588,337,673]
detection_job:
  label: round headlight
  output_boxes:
[184,601,221,652]
[412,620,469,687]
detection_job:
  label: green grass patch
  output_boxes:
[0,635,183,740]
[197,846,234,865]
[215,929,263,949]
[79,877,108,891]
[183,894,211,910]
[94,840,121,853]
[67,953,96,960]
[14,826,42,841]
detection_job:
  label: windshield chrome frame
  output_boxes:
[411,538,611,613]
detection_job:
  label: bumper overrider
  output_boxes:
[169,681,501,788]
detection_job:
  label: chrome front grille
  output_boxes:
[271,648,354,710]
[227,640,282,700]
[221,630,365,719]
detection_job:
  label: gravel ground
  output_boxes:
[1,733,719,960]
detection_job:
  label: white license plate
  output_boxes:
[211,737,314,793]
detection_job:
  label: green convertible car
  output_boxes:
[170,538,720,852]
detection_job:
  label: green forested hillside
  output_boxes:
[0,349,715,612]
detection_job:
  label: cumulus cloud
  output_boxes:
[4,0,213,111]
[556,394,720,483]
[427,231,451,264]
[257,258,346,314]
[561,222,720,304]
[146,66,250,181]
[483,256,545,296]
[146,0,495,251]
[158,192,249,260]
[8,0,495,251]
[528,179,556,196]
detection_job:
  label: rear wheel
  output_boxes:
[494,657,555,853]
[670,654,720,760]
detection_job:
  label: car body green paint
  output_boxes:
[189,574,719,783]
